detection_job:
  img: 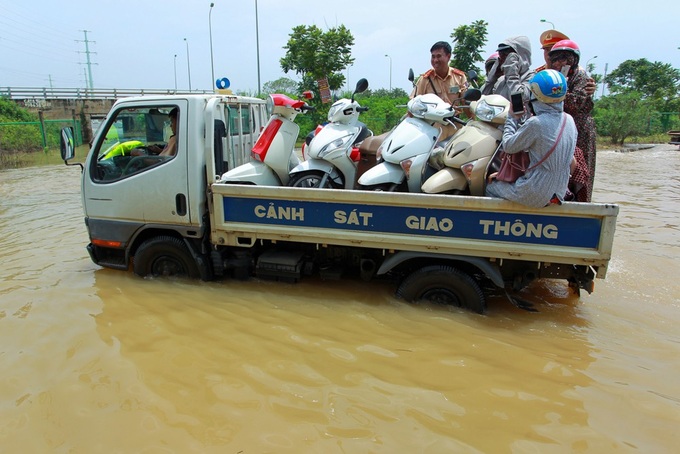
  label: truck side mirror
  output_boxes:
[60,127,83,171]
[60,127,75,162]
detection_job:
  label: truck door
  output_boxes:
[83,100,193,226]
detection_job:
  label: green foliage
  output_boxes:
[360,91,410,135]
[280,24,354,93]
[593,58,680,142]
[262,77,299,96]
[368,88,409,98]
[292,88,410,144]
[280,24,355,127]
[450,20,488,76]
[0,98,42,160]
[0,97,37,122]
[606,59,680,110]
[594,92,655,145]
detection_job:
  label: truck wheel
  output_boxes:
[289,171,340,189]
[396,265,486,314]
[133,236,200,278]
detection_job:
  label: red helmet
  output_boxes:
[549,39,581,64]
[486,52,499,62]
[485,52,499,73]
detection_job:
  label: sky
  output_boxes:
[1,0,678,97]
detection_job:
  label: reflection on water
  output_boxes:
[1,148,679,452]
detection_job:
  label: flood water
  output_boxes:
[1,145,679,453]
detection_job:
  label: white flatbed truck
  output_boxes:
[61,93,618,313]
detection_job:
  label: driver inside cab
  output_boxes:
[132,107,178,157]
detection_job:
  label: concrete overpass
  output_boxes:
[1,87,211,143]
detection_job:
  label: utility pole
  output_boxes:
[184,38,192,91]
[601,63,608,98]
[77,30,97,91]
[255,0,261,96]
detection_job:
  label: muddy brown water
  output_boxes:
[1,145,679,452]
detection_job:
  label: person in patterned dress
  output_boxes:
[548,39,597,201]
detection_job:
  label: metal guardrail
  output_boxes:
[0,87,214,100]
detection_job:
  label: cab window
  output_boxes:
[91,106,178,182]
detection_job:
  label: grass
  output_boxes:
[596,133,670,150]
[0,145,88,169]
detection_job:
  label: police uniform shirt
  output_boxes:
[411,67,468,104]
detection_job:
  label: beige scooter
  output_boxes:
[421,89,510,196]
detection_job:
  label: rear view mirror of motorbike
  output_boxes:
[510,92,525,115]
[463,88,482,102]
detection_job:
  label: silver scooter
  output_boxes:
[421,90,509,196]
[288,79,371,189]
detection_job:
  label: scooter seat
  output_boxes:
[357,132,389,156]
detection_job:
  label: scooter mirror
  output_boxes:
[464,88,482,102]
[355,78,369,94]
[467,70,478,81]
[408,68,415,85]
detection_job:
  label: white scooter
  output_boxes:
[357,69,474,192]
[421,89,509,195]
[220,92,314,186]
[288,78,371,189]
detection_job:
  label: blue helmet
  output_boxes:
[530,69,567,104]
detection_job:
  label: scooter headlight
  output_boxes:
[474,100,504,122]
[409,98,428,117]
[319,133,353,157]
[327,101,345,122]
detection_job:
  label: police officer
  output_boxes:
[411,41,468,139]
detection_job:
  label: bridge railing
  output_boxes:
[0,87,214,100]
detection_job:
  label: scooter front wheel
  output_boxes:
[288,171,341,189]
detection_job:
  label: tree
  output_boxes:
[594,92,655,145]
[605,58,680,110]
[450,20,488,77]
[280,24,354,95]
[262,77,299,96]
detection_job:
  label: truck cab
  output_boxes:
[63,94,267,273]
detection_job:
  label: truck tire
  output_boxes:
[133,236,200,279]
[396,265,486,314]
[288,171,340,189]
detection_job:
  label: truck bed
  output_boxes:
[211,185,618,278]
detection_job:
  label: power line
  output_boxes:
[0,1,82,86]
[0,2,75,41]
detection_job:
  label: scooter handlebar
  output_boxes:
[450,116,468,126]
[356,106,369,112]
